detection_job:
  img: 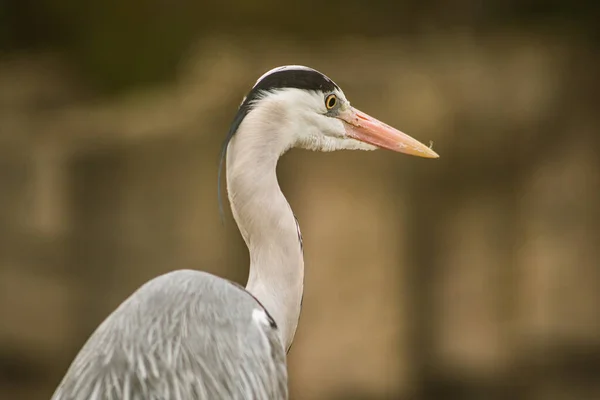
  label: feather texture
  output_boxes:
[52,270,287,400]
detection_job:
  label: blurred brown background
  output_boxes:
[1,1,599,399]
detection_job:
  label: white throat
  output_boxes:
[225,100,304,351]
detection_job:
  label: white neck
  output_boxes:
[225,104,304,351]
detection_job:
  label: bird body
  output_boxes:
[52,270,286,400]
[52,65,438,400]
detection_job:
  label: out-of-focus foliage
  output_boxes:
[1,0,597,92]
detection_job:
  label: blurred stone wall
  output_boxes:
[0,34,599,400]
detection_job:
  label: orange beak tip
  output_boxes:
[424,146,440,159]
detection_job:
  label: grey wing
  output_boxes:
[51,270,288,400]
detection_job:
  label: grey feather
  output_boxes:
[52,270,288,400]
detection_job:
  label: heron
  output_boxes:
[51,65,438,400]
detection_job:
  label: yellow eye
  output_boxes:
[325,94,337,110]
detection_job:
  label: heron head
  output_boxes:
[226,65,439,158]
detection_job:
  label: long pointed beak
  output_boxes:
[336,106,439,158]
